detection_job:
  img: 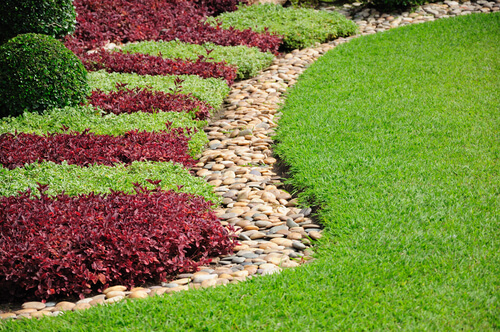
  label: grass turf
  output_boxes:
[206,3,358,50]
[120,40,275,80]
[2,13,499,331]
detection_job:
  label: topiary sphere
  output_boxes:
[0,0,77,44]
[0,33,89,118]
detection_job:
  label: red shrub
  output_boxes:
[81,50,237,85]
[0,184,236,301]
[89,84,212,120]
[0,126,195,169]
[64,0,281,55]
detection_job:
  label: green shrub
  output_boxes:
[121,40,275,79]
[0,105,209,156]
[0,33,89,118]
[0,0,77,44]
[206,4,358,50]
[88,70,229,109]
[0,161,220,203]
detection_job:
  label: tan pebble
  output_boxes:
[55,301,76,311]
[89,298,105,306]
[215,278,230,286]
[211,164,225,171]
[201,279,218,288]
[250,231,267,240]
[244,266,258,275]
[74,303,92,311]
[76,298,93,305]
[244,225,259,231]
[197,169,210,177]
[281,260,300,268]
[259,242,278,250]
[172,278,190,285]
[259,263,279,270]
[309,231,322,240]
[22,301,46,310]
[264,157,277,164]
[128,291,148,299]
[233,244,250,251]
[0,312,17,319]
[105,291,126,299]
[222,178,236,185]
[193,271,210,276]
[231,270,249,278]
[209,179,222,186]
[15,308,37,315]
[219,273,234,280]
[103,285,127,294]
[287,232,302,240]
[104,296,124,304]
[236,219,252,227]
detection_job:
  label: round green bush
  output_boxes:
[0,0,76,44]
[0,33,89,118]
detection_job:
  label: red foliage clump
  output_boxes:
[0,126,195,169]
[81,50,237,85]
[0,183,236,301]
[89,84,212,120]
[65,0,281,55]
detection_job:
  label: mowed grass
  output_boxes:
[2,13,499,331]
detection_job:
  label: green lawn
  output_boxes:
[2,13,499,331]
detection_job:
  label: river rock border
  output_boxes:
[1,0,497,321]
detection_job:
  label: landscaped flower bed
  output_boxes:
[81,50,237,85]
[0,126,195,170]
[0,184,234,301]
[65,0,282,55]
[89,84,212,120]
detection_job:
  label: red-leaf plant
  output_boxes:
[64,0,282,55]
[0,183,237,301]
[88,83,212,120]
[81,50,237,85]
[0,124,196,170]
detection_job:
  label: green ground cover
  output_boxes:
[206,3,358,50]
[121,40,275,80]
[2,12,499,332]
[0,106,208,156]
[88,70,230,109]
[0,161,219,203]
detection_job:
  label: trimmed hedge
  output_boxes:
[0,105,209,157]
[207,3,358,50]
[0,185,235,301]
[0,33,89,118]
[0,0,76,44]
[121,40,275,79]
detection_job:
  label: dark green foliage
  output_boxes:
[0,33,89,118]
[0,0,77,44]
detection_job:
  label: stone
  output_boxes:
[55,301,76,311]
[192,274,217,283]
[129,291,149,299]
[103,285,127,294]
[104,296,124,304]
[31,311,51,319]
[309,231,323,240]
[22,301,46,310]
[0,313,16,319]
[201,279,218,288]
[105,291,126,299]
[15,308,38,315]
